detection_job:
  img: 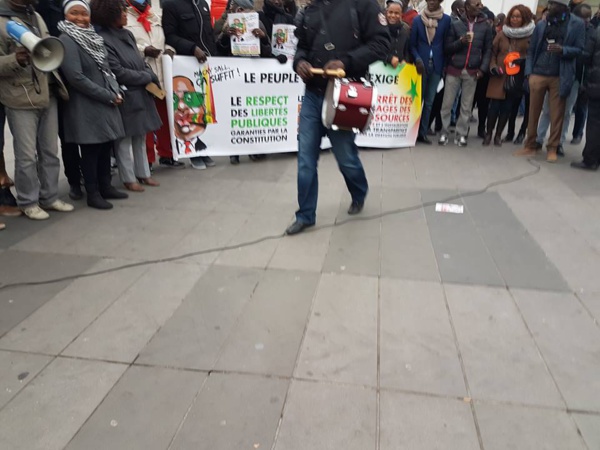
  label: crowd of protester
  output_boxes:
[0,0,599,231]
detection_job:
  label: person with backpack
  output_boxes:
[285,0,390,235]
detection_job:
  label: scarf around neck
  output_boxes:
[420,7,444,44]
[502,21,535,39]
[57,20,109,70]
[127,0,152,32]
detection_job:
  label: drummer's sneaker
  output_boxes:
[438,134,449,146]
[455,136,468,147]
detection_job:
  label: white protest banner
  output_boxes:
[165,57,421,158]
[356,61,421,148]
[167,56,302,158]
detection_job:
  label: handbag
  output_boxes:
[503,45,525,95]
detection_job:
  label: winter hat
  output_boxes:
[233,0,254,10]
[63,0,90,14]
[549,0,569,6]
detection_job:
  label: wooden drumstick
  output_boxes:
[310,68,346,78]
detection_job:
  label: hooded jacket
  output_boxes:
[0,0,68,109]
[445,12,493,76]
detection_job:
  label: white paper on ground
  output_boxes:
[435,203,464,214]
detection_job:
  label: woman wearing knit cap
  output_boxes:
[91,0,162,191]
[125,0,184,171]
[58,0,129,209]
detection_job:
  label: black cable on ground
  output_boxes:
[0,159,541,292]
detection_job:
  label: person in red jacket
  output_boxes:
[401,0,419,27]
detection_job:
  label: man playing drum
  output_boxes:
[285,0,390,235]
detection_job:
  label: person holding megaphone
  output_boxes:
[0,0,74,220]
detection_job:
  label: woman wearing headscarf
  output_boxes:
[484,4,534,147]
[58,0,128,209]
[91,0,162,192]
[125,0,184,170]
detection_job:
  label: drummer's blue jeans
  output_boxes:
[295,89,368,225]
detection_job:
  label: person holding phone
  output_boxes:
[437,0,492,147]
[514,0,585,162]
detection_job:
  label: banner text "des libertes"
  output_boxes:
[231,95,289,128]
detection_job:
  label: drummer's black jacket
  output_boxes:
[293,0,391,92]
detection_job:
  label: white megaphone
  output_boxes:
[6,20,65,72]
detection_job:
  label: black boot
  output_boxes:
[86,189,112,209]
[100,185,129,200]
[483,110,498,146]
[514,130,526,145]
[69,184,83,201]
[494,114,509,147]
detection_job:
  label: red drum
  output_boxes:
[322,78,377,133]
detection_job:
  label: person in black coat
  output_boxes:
[92,0,162,192]
[161,0,217,170]
[385,0,411,66]
[285,0,390,235]
[260,0,297,39]
[572,23,600,170]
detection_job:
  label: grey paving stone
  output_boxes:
[578,292,600,323]
[213,180,274,213]
[215,213,290,269]
[421,190,505,287]
[380,391,479,450]
[512,289,600,412]
[269,225,334,272]
[379,279,466,397]
[475,402,587,450]
[62,262,202,363]
[0,259,147,354]
[167,210,249,265]
[295,273,378,386]
[0,350,52,409]
[13,206,208,261]
[381,149,418,188]
[572,413,600,450]
[0,357,126,450]
[0,251,100,337]
[321,215,381,277]
[0,209,70,249]
[445,284,564,407]
[380,187,440,281]
[462,192,569,292]
[64,366,206,450]
[273,380,376,450]
[137,265,262,370]
[215,270,318,376]
[170,373,288,450]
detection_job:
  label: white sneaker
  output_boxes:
[438,134,449,146]
[43,200,74,212]
[0,222,5,230]
[22,205,50,220]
